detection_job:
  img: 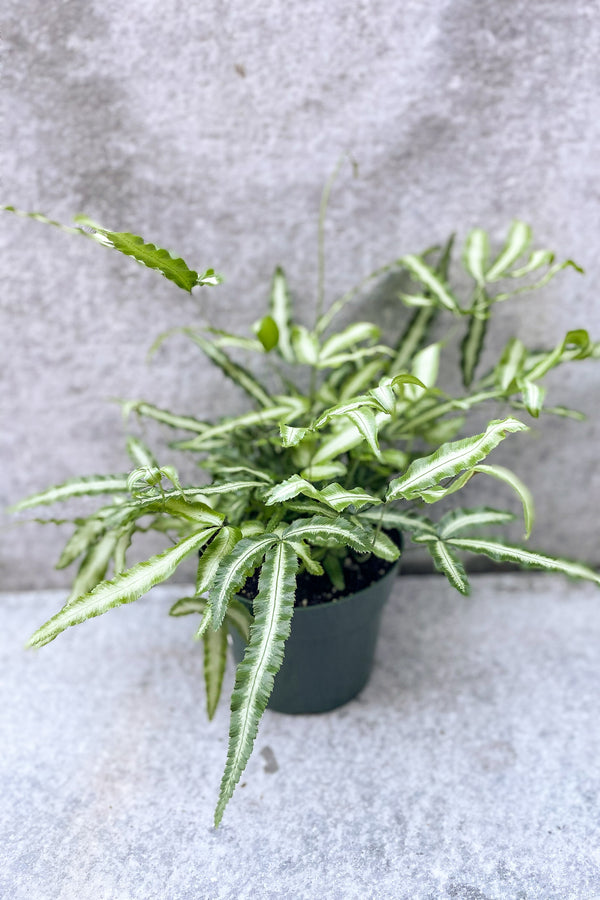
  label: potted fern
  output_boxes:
[5,199,600,827]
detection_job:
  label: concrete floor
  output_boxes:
[2,574,600,900]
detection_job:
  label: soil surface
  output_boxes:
[240,536,401,608]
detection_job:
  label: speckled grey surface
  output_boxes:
[1,1,600,588]
[2,574,600,899]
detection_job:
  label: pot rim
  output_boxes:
[237,555,401,615]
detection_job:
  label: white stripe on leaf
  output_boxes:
[209,535,278,629]
[215,542,298,825]
[27,526,219,648]
[447,538,600,586]
[429,541,470,595]
[386,418,528,502]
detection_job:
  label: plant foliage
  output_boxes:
[6,199,599,827]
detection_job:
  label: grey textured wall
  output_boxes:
[2,0,599,589]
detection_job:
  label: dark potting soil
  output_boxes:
[239,542,400,609]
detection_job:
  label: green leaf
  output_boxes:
[201,464,273,484]
[186,481,266,497]
[197,269,222,287]
[314,396,380,429]
[266,475,377,514]
[215,542,298,825]
[73,216,214,292]
[319,322,380,359]
[309,420,368,464]
[469,464,535,538]
[411,343,441,391]
[389,235,453,371]
[205,328,264,352]
[113,524,135,575]
[438,507,516,539]
[127,465,180,497]
[507,249,554,278]
[428,541,470,595]
[10,474,130,512]
[346,407,383,459]
[282,516,373,553]
[204,623,229,720]
[299,462,348,481]
[525,329,591,382]
[181,330,272,407]
[461,293,489,387]
[169,596,207,616]
[282,499,338,518]
[420,416,465,445]
[518,379,546,417]
[56,506,123,569]
[397,293,436,308]
[195,609,213,640]
[279,424,309,447]
[146,495,224,526]
[390,373,428,397]
[510,402,586,421]
[359,507,438,538]
[263,475,323,506]
[493,259,583,302]
[62,530,122,608]
[225,598,253,642]
[196,526,242,595]
[291,325,320,364]
[322,553,345,590]
[367,379,397,414]
[27,527,219,648]
[485,221,532,281]
[175,399,308,450]
[3,206,221,292]
[316,345,393,369]
[121,400,209,434]
[269,267,295,362]
[170,593,252,643]
[209,534,278,629]
[126,436,158,469]
[399,254,460,312]
[339,359,388,401]
[318,483,382,513]
[463,228,489,285]
[369,531,401,562]
[386,418,528,502]
[447,538,600,586]
[379,448,410,469]
[495,338,527,391]
[287,541,325,576]
[389,307,437,374]
[253,315,279,352]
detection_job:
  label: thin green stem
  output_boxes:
[316,155,352,327]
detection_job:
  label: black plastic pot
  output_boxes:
[230,559,400,715]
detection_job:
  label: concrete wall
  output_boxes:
[2,0,599,588]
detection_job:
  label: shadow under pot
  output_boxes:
[230,549,401,715]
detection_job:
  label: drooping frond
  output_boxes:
[10,475,130,511]
[215,541,298,825]
[204,624,229,720]
[27,526,219,648]
[447,538,600,586]
[386,418,528,502]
